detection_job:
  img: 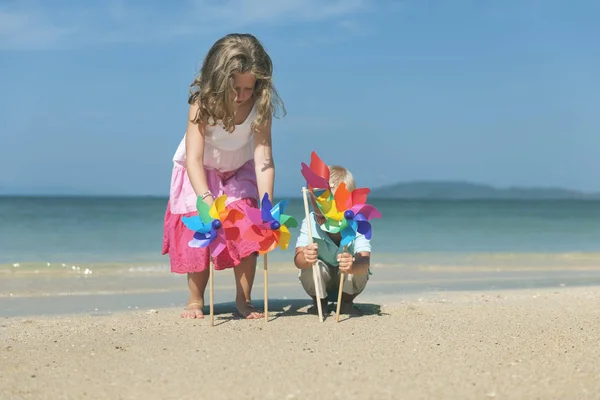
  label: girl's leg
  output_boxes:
[233,253,263,319]
[182,270,210,318]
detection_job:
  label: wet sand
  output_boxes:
[3,256,600,317]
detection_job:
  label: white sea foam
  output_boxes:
[127,265,170,273]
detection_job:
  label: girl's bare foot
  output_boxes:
[182,271,209,319]
[233,254,261,319]
[235,301,263,319]
[181,301,204,319]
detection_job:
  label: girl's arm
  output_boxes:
[253,117,275,202]
[185,103,213,206]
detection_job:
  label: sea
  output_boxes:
[1,196,600,267]
[2,196,600,316]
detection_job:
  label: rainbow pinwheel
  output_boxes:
[244,194,298,253]
[316,182,382,246]
[181,195,244,257]
[300,151,382,246]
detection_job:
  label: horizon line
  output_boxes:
[1,194,599,201]
[0,180,598,198]
[1,179,598,196]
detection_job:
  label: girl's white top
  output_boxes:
[172,103,257,172]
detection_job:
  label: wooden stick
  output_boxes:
[335,245,348,322]
[209,258,214,327]
[336,273,345,322]
[264,253,269,322]
[301,187,324,322]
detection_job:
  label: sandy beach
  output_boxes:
[2,283,599,400]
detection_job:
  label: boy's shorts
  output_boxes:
[298,260,369,300]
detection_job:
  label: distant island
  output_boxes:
[369,181,600,200]
[1,181,599,200]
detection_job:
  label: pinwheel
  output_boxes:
[300,151,383,322]
[301,151,380,236]
[182,195,243,253]
[181,194,244,326]
[244,193,298,253]
[312,182,381,245]
[244,193,298,321]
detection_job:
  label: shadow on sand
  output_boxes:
[209,298,386,325]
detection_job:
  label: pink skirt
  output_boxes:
[162,160,260,274]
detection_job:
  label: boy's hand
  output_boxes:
[303,244,319,264]
[337,252,354,273]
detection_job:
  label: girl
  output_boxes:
[162,33,285,319]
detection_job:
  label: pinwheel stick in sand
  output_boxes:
[182,195,243,326]
[336,245,350,322]
[244,193,298,322]
[301,187,325,322]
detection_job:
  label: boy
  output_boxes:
[294,165,371,315]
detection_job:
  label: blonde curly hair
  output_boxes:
[188,33,286,133]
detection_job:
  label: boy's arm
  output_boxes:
[294,246,316,270]
[338,250,370,275]
[293,217,314,270]
[351,251,371,275]
[338,233,372,275]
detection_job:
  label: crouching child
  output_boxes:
[294,166,371,315]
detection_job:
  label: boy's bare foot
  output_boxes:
[339,301,363,316]
[181,301,204,319]
[307,297,329,315]
[236,301,263,319]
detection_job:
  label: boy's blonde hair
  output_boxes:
[310,165,355,217]
[328,165,356,192]
[188,33,286,133]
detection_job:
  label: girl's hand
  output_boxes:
[201,194,214,207]
[303,243,318,264]
[337,252,354,273]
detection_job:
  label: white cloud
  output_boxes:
[0,9,77,50]
[0,0,372,50]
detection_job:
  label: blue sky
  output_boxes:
[1,0,599,196]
